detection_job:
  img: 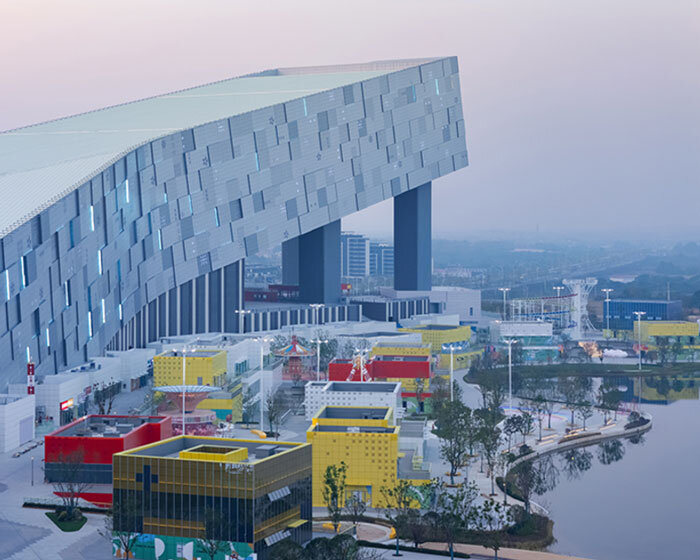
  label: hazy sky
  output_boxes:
[2,0,698,239]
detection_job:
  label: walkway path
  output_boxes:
[423,542,593,560]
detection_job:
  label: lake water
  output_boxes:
[540,376,699,560]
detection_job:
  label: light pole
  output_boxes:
[498,288,510,320]
[601,288,613,336]
[443,343,464,402]
[255,336,273,430]
[311,338,328,381]
[234,309,251,334]
[502,338,518,413]
[633,311,646,371]
[181,347,187,435]
[309,303,325,326]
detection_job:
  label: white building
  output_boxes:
[379,286,481,325]
[304,381,402,421]
[490,320,553,342]
[0,394,35,452]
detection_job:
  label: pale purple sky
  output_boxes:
[2,0,698,239]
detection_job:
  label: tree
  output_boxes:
[475,371,507,421]
[381,479,415,557]
[502,415,522,453]
[196,508,232,560]
[265,389,286,438]
[472,499,514,560]
[558,376,592,426]
[671,339,683,364]
[49,449,92,521]
[345,492,367,537]
[597,381,622,422]
[575,400,594,430]
[509,459,539,515]
[93,381,119,415]
[478,419,502,496]
[657,336,670,365]
[531,395,546,440]
[241,387,257,425]
[517,411,534,444]
[404,509,431,550]
[434,400,471,484]
[433,481,478,560]
[322,462,347,533]
[100,493,142,559]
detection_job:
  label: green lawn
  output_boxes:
[45,511,87,532]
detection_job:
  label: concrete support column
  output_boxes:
[296,220,341,303]
[223,259,245,333]
[281,238,300,285]
[394,182,432,291]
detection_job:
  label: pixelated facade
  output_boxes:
[0,58,468,389]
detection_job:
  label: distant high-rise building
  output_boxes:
[370,242,395,276]
[341,232,370,277]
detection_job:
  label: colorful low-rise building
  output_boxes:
[153,349,227,387]
[398,324,472,353]
[304,381,402,421]
[633,320,699,343]
[112,436,312,560]
[306,405,430,509]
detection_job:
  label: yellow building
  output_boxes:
[634,321,699,343]
[307,406,428,508]
[153,349,227,387]
[197,380,243,422]
[437,348,482,370]
[398,324,472,353]
[371,342,431,358]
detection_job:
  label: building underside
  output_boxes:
[0,57,468,388]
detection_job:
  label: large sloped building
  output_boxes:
[0,58,468,388]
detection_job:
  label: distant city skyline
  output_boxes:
[2,0,698,237]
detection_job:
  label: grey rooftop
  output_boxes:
[0,58,437,235]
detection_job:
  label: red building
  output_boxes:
[44,415,172,487]
[328,356,432,399]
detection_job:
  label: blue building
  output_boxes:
[370,242,395,276]
[340,232,370,278]
[608,299,683,331]
[0,58,468,389]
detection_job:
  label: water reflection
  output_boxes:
[518,435,641,504]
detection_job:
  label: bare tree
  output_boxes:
[100,493,142,559]
[50,450,92,521]
[381,479,416,556]
[472,498,514,560]
[196,508,232,560]
[345,492,367,537]
[265,389,286,439]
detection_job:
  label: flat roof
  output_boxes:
[326,381,400,393]
[312,425,396,434]
[373,342,431,348]
[48,415,166,438]
[158,350,222,358]
[316,406,390,420]
[0,58,436,236]
[609,299,681,304]
[120,435,305,462]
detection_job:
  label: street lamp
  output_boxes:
[498,288,510,320]
[309,303,325,325]
[310,338,329,381]
[256,336,274,430]
[443,343,465,402]
[502,338,518,413]
[633,311,646,371]
[234,309,251,334]
[601,288,614,336]
[181,347,187,435]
